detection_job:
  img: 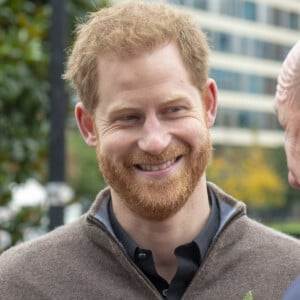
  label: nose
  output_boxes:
[138,114,171,155]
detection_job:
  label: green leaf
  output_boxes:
[243,291,253,300]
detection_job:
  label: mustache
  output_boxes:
[123,142,191,166]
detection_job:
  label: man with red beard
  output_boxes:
[275,41,300,300]
[0,2,300,300]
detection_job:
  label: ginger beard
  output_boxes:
[96,131,212,221]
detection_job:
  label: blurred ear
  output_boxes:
[75,102,97,147]
[203,78,218,128]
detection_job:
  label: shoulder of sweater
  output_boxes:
[0,215,87,273]
[242,216,300,246]
[207,181,246,211]
[221,215,300,260]
[208,182,300,248]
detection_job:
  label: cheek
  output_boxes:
[285,133,300,170]
[178,119,208,146]
[98,131,136,161]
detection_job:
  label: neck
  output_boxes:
[111,177,210,282]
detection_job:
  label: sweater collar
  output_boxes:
[89,183,246,249]
[107,185,220,264]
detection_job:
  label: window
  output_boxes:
[264,78,277,95]
[289,12,299,29]
[254,40,265,58]
[212,69,249,92]
[168,0,185,5]
[248,75,263,94]
[208,28,288,61]
[270,8,282,26]
[193,0,207,10]
[219,32,232,52]
[215,109,282,130]
[238,111,251,128]
[215,108,238,127]
[220,0,240,17]
[211,69,275,95]
[243,1,257,21]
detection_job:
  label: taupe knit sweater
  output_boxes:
[0,183,299,300]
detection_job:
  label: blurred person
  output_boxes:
[275,41,300,300]
[275,40,300,190]
[0,2,300,299]
[283,277,300,300]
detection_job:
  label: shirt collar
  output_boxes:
[193,186,220,261]
[108,198,137,258]
[107,185,220,263]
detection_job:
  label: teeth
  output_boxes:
[139,158,176,171]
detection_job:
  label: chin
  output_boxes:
[288,172,300,190]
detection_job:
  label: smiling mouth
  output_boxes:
[135,156,181,172]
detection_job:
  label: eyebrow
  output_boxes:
[107,104,139,117]
[162,94,190,103]
[108,94,190,113]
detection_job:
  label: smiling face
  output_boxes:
[76,43,217,220]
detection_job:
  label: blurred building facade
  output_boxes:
[175,0,300,146]
[115,0,300,146]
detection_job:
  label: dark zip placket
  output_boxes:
[181,205,245,299]
[87,214,164,299]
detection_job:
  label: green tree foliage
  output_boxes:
[207,146,286,209]
[0,0,50,252]
[0,0,50,201]
[0,0,109,253]
[67,130,106,204]
[267,147,300,211]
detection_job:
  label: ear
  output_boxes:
[75,102,97,147]
[203,78,218,128]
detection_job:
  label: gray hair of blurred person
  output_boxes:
[275,41,300,126]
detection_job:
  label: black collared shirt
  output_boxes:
[108,186,220,300]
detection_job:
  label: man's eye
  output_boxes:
[120,114,139,121]
[167,107,182,113]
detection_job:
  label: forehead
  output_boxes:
[97,44,193,96]
[95,44,202,113]
[100,43,186,72]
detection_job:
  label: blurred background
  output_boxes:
[1,0,300,253]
